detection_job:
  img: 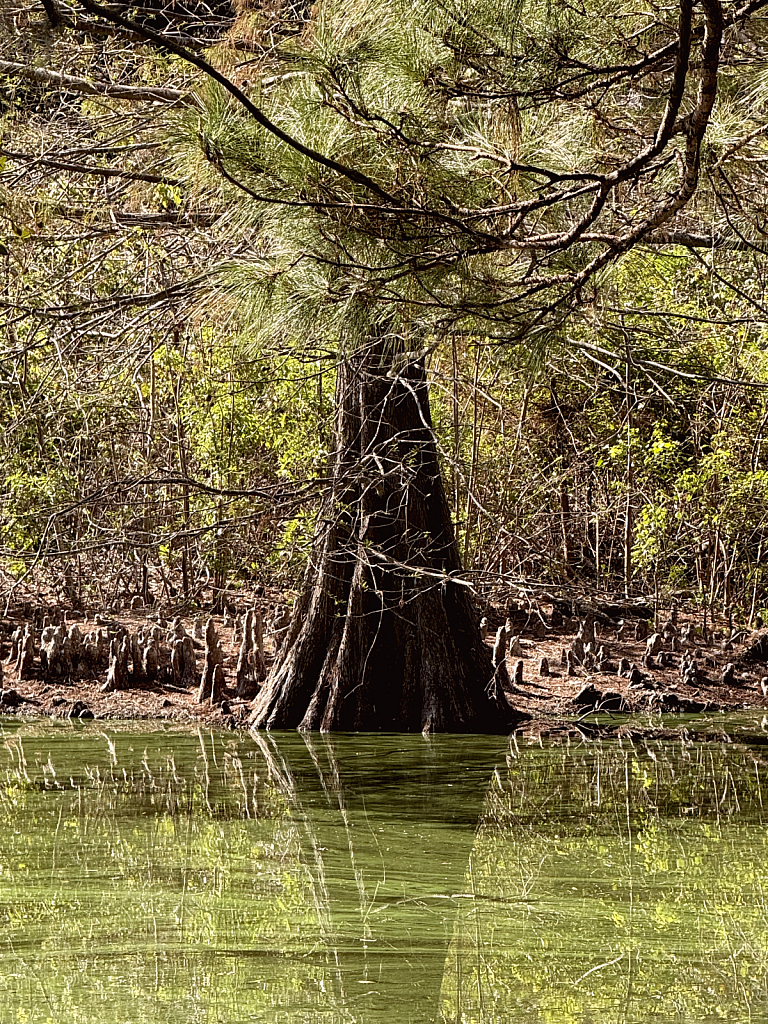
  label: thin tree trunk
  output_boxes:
[171,328,191,599]
[624,348,634,597]
[463,343,482,565]
[560,477,572,573]
[451,335,461,526]
[749,540,762,627]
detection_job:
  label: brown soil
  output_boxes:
[497,624,768,721]
[1,599,767,734]
[0,606,257,730]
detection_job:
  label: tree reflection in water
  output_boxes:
[443,733,768,1023]
[256,732,501,1022]
[0,723,502,1024]
[2,723,768,1023]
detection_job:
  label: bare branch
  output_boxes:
[0,58,201,107]
[1,148,181,186]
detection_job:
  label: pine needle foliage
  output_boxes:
[152,0,767,368]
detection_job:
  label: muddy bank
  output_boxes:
[0,595,766,734]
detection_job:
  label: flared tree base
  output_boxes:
[250,344,521,734]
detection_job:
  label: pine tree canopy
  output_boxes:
[62,0,766,357]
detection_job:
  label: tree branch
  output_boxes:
[0,59,200,107]
[1,148,181,186]
[76,0,397,205]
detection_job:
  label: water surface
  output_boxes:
[0,720,767,1022]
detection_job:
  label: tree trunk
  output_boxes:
[250,342,519,733]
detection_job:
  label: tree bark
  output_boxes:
[39,0,62,28]
[250,342,519,734]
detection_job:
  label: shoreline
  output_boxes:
[2,602,767,736]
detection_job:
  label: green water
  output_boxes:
[1,721,768,1022]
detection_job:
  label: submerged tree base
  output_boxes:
[250,343,519,734]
